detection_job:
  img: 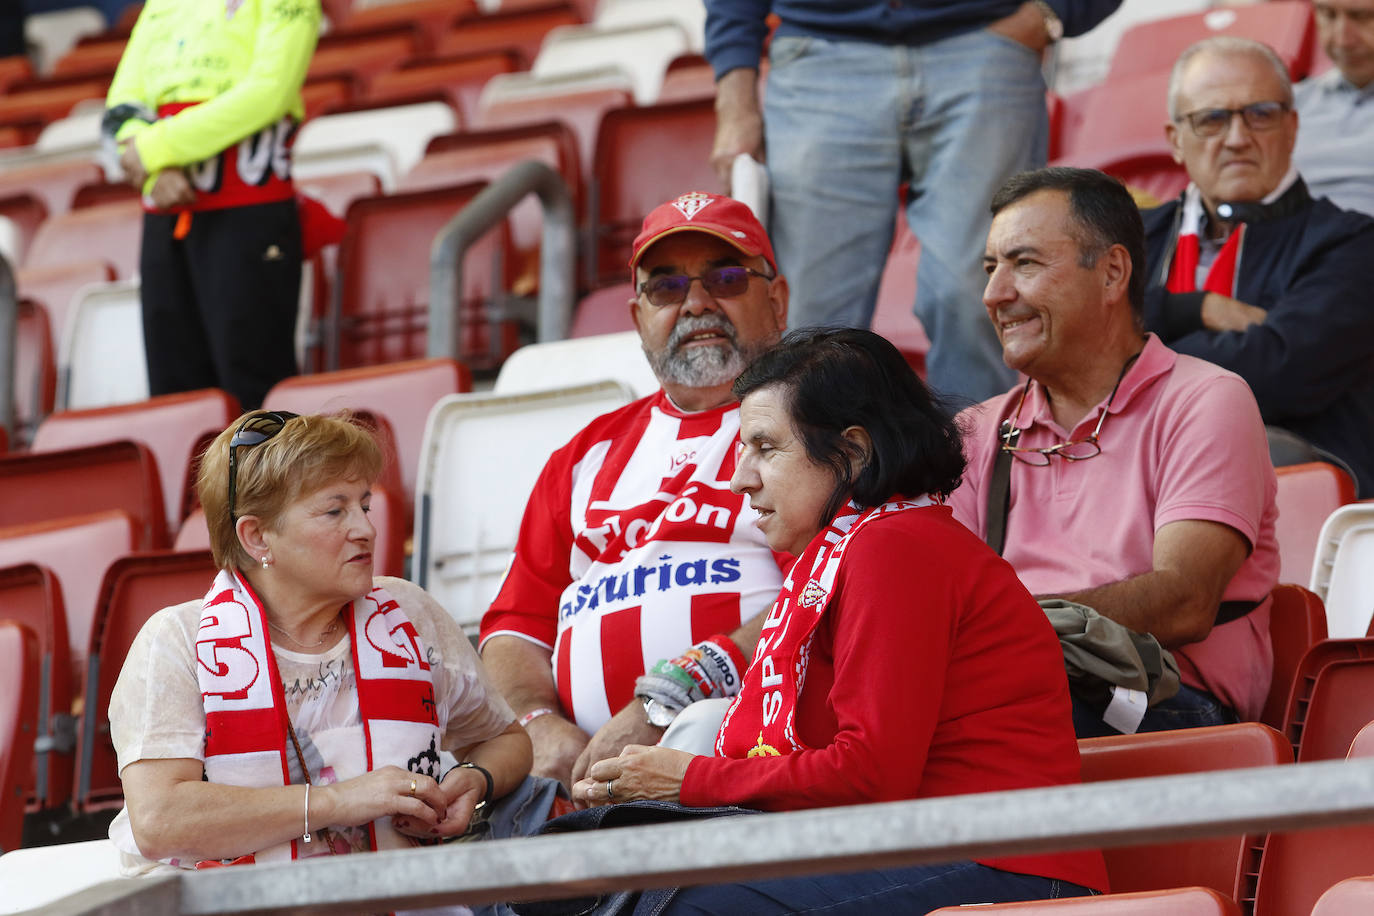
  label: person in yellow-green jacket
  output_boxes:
[103,0,321,411]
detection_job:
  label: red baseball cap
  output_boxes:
[629,191,776,273]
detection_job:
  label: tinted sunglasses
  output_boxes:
[637,266,772,307]
[227,411,299,522]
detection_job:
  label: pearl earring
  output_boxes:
[262,555,271,569]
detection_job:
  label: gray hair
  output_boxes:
[1167,36,1294,121]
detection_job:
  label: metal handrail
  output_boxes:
[428,160,576,363]
[26,756,1374,915]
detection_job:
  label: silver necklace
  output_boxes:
[268,615,341,649]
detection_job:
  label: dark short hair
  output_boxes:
[732,327,966,525]
[990,167,1147,322]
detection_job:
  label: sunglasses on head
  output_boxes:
[227,411,299,523]
[637,265,773,308]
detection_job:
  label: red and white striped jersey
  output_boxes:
[481,392,787,734]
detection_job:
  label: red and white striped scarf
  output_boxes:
[196,568,440,863]
[714,497,933,758]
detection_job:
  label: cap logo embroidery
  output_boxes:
[672,192,714,221]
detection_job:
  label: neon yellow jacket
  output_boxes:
[105,0,321,176]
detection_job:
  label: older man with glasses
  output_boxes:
[480,192,793,790]
[1140,35,1374,498]
[950,166,1279,738]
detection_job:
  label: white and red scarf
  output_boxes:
[715,498,932,759]
[196,568,439,863]
[1166,168,1300,297]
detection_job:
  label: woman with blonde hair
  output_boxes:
[108,410,530,872]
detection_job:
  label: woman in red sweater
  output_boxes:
[572,327,1107,912]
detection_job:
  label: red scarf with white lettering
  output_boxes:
[1165,184,1243,297]
[196,568,439,863]
[714,498,932,759]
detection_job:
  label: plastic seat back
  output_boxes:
[532,21,690,105]
[1078,723,1291,900]
[1309,503,1374,638]
[0,439,165,548]
[570,284,635,338]
[24,199,142,279]
[0,158,102,221]
[0,510,139,698]
[336,183,511,371]
[32,389,241,538]
[1054,71,1173,166]
[0,563,73,810]
[1260,584,1327,730]
[14,297,58,447]
[436,3,584,68]
[1274,462,1356,587]
[264,358,471,513]
[0,621,40,854]
[1294,658,1374,762]
[929,886,1241,914]
[1108,2,1315,83]
[494,332,659,397]
[413,381,636,631]
[591,98,718,283]
[1254,710,1374,915]
[1314,877,1374,916]
[17,258,117,351]
[75,550,218,812]
[59,280,149,410]
[295,100,459,186]
[367,51,519,124]
[1282,637,1374,746]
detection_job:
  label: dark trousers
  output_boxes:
[653,862,1096,915]
[1072,684,1234,739]
[140,199,301,411]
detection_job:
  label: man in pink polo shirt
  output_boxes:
[950,166,1279,737]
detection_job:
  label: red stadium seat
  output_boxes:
[0,563,74,811]
[571,283,635,338]
[1273,462,1357,587]
[0,192,49,265]
[52,38,126,80]
[263,357,472,517]
[14,298,58,447]
[1261,585,1327,730]
[1078,723,1291,901]
[337,0,474,53]
[474,82,633,187]
[367,51,519,124]
[297,170,382,222]
[1348,721,1374,759]
[436,2,584,69]
[0,439,166,548]
[23,199,143,280]
[1282,638,1374,750]
[0,510,138,697]
[657,54,717,104]
[334,182,512,371]
[17,259,118,352]
[591,98,720,284]
[302,74,358,120]
[307,31,420,94]
[1252,712,1374,915]
[74,550,218,812]
[1293,658,1374,762]
[172,506,210,552]
[0,621,40,854]
[31,389,242,538]
[1314,877,1374,916]
[929,887,1241,915]
[0,54,33,95]
[1052,72,1173,173]
[402,122,582,292]
[1107,2,1316,84]
[0,78,109,142]
[0,158,103,221]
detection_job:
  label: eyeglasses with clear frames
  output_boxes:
[227,410,299,522]
[637,266,773,308]
[999,354,1139,466]
[1175,100,1289,138]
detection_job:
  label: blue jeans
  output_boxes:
[648,862,1095,914]
[763,28,1048,404]
[1072,684,1235,739]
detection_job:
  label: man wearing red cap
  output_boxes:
[479,192,792,787]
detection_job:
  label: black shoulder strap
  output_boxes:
[985,422,1015,557]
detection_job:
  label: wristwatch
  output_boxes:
[1033,0,1064,43]
[641,696,679,728]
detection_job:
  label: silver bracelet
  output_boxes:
[303,782,312,844]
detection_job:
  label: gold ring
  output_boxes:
[409,778,417,797]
